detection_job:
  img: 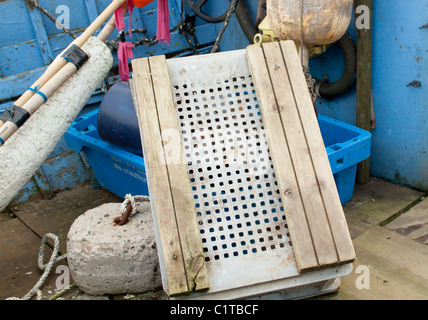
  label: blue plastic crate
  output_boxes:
[65,109,149,199]
[319,115,371,203]
[65,109,371,203]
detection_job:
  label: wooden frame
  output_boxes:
[132,41,355,295]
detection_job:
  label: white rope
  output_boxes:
[6,233,68,300]
[119,194,150,216]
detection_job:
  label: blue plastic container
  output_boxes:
[65,109,371,203]
[65,110,149,199]
[318,115,371,203]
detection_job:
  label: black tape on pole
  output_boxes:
[0,105,31,128]
[62,44,89,69]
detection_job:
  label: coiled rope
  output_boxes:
[6,233,69,300]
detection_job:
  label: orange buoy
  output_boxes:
[133,0,155,7]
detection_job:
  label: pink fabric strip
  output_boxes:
[114,1,135,81]
[156,0,170,44]
[114,0,170,80]
[117,41,134,82]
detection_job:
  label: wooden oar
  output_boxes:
[0,0,125,128]
[0,12,122,145]
[0,62,82,144]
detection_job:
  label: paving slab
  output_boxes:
[336,226,428,299]
[0,184,121,300]
[385,197,428,245]
[12,184,122,253]
[343,178,424,238]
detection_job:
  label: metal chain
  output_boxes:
[106,28,158,50]
[299,0,317,105]
[303,66,317,103]
[106,20,200,52]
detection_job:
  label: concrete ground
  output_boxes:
[0,178,427,300]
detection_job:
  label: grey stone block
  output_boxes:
[67,202,162,295]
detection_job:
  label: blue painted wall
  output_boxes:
[370,0,427,190]
[0,0,219,107]
[309,0,428,191]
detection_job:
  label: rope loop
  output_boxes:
[6,233,67,300]
[114,194,150,226]
[120,194,150,216]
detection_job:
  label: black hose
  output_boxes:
[315,32,357,100]
[235,0,258,44]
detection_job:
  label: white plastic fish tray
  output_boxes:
[162,50,352,300]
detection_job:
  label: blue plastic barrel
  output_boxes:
[97,81,143,155]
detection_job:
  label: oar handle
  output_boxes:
[12,0,126,109]
[97,4,129,42]
[74,0,126,47]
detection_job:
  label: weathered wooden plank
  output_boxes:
[32,168,54,200]
[339,226,428,299]
[148,55,209,292]
[280,40,355,264]
[26,3,54,66]
[246,44,319,272]
[261,41,339,268]
[355,0,373,184]
[385,197,428,245]
[132,57,189,296]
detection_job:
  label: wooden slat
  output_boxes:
[32,168,54,200]
[246,44,319,271]
[26,3,54,66]
[247,41,355,272]
[148,55,209,292]
[264,42,339,267]
[280,41,355,264]
[132,56,209,295]
[132,58,188,296]
[340,226,428,299]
